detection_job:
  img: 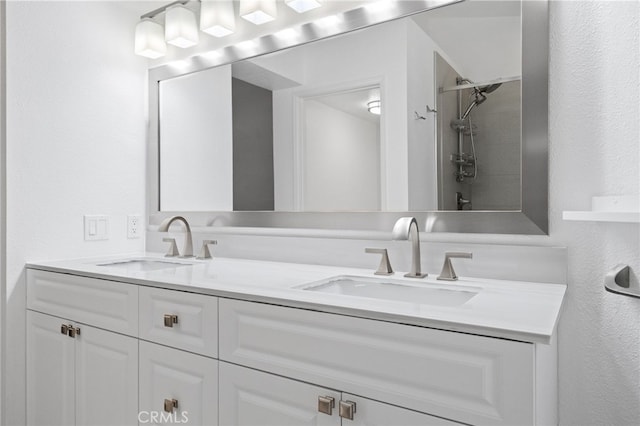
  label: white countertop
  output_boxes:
[26,253,566,344]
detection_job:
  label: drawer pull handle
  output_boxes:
[163,314,179,327]
[163,398,178,413]
[60,324,69,335]
[318,396,335,415]
[339,400,356,420]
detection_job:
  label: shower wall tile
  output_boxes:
[471,80,521,210]
[471,174,521,210]
[475,142,521,175]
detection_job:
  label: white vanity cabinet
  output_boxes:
[139,341,218,426]
[220,361,459,426]
[219,299,555,426]
[26,269,138,336]
[26,310,139,426]
[26,270,140,426]
[139,285,218,358]
[138,286,220,425]
[26,269,220,426]
[220,361,340,426]
[26,267,558,426]
[26,310,76,426]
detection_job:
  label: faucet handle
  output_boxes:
[162,238,180,257]
[365,248,394,276]
[197,240,218,260]
[437,252,473,281]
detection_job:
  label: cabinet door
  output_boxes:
[75,325,139,426]
[220,362,340,426]
[139,341,218,426]
[26,310,75,426]
[341,393,461,426]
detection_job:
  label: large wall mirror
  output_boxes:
[148,0,548,234]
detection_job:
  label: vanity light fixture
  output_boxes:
[200,0,236,38]
[134,18,167,59]
[240,0,277,25]
[367,100,381,115]
[165,4,199,48]
[285,0,322,14]
[132,0,331,58]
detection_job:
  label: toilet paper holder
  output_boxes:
[604,264,639,299]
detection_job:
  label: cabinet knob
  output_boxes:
[317,396,335,415]
[163,398,178,413]
[67,325,80,338]
[339,400,356,420]
[163,314,179,328]
[60,324,69,335]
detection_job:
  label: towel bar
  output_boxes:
[604,264,639,299]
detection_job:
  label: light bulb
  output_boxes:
[240,0,277,25]
[367,100,381,115]
[200,0,236,38]
[285,0,322,14]
[165,5,199,48]
[134,18,166,59]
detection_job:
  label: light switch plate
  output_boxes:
[84,215,109,241]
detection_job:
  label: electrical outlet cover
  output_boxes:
[127,215,143,239]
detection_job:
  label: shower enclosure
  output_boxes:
[435,54,522,211]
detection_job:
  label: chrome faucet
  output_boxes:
[158,216,194,258]
[392,217,427,278]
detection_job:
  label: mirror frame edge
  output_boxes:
[147,0,549,236]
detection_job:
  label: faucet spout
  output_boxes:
[158,216,194,258]
[392,217,427,278]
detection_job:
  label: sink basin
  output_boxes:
[96,258,195,272]
[299,275,478,306]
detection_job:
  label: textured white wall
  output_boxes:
[3,2,147,424]
[549,2,639,424]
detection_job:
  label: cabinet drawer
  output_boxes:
[27,269,138,337]
[139,286,218,357]
[139,341,218,426]
[220,299,535,426]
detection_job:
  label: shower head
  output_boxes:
[459,83,501,120]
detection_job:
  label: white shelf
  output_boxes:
[563,195,640,223]
[562,211,640,223]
